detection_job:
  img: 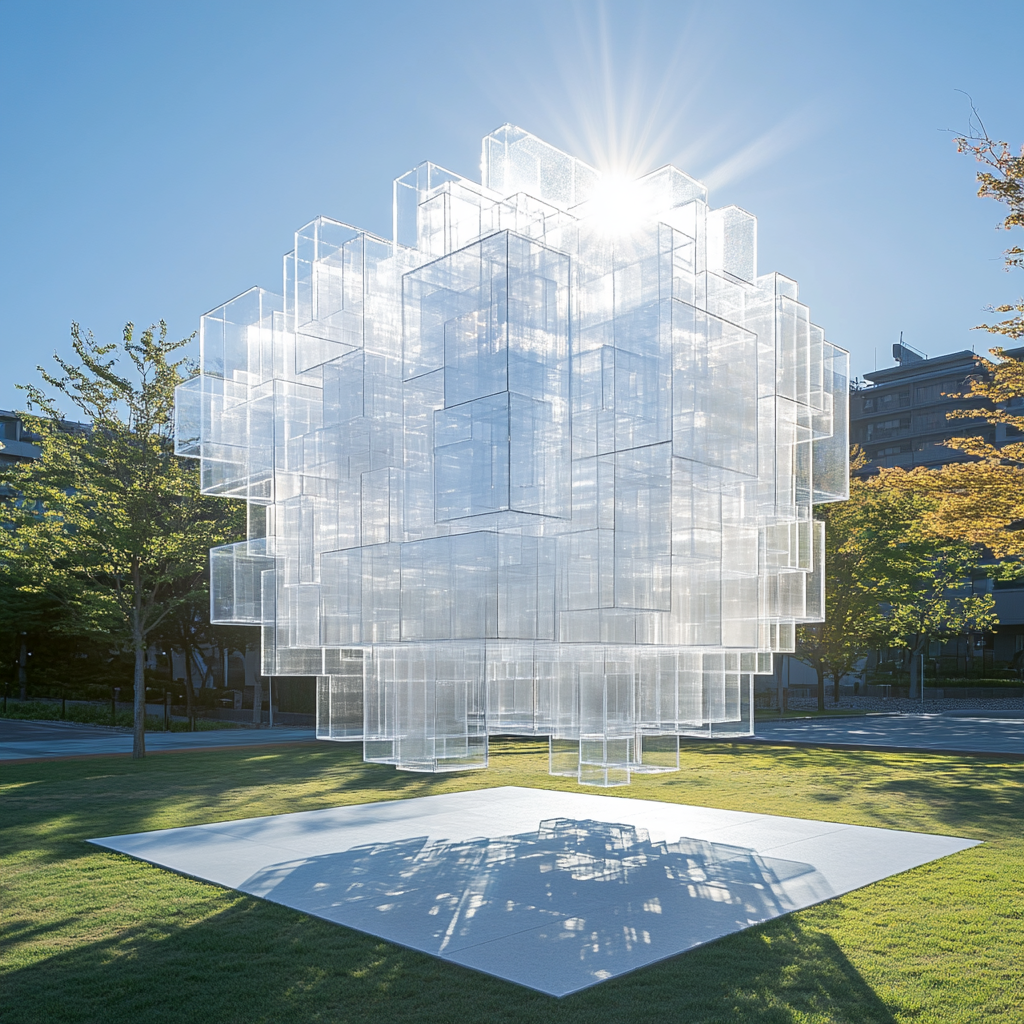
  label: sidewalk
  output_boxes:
[0,718,319,762]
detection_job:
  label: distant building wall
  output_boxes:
[0,410,42,468]
[849,349,1024,475]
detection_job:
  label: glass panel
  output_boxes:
[176,124,849,783]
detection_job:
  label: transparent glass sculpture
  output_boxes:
[176,125,849,786]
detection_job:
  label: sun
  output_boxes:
[585,173,649,237]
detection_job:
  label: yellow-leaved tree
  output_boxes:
[798,450,994,703]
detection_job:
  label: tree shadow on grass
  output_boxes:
[1,743,513,863]
[665,743,1024,839]
[2,889,898,1024]
[2,741,988,1022]
[859,762,1023,837]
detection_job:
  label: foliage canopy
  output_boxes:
[0,322,242,755]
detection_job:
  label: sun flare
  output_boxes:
[585,173,649,237]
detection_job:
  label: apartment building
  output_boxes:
[849,345,1024,475]
[0,410,42,468]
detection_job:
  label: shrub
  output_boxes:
[0,700,238,730]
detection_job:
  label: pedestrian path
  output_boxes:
[0,718,318,761]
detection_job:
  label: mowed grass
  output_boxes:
[1,739,1021,1024]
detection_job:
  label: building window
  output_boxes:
[866,417,911,440]
[915,411,946,432]
[863,397,875,412]
[898,390,911,407]
[915,383,939,403]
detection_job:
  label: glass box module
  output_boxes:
[175,125,849,786]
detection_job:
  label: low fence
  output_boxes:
[199,708,314,727]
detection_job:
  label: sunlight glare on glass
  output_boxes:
[587,173,649,237]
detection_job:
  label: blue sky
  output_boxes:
[1,0,1021,411]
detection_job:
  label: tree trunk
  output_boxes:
[816,664,826,712]
[183,642,196,731]
[18,638,27,701]
[131,561,146,758]
[132,638,146,758]
[909,644,925,699]
[252,671,263,728]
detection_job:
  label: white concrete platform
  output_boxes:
[89,786,979,996]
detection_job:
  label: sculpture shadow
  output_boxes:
[236,816,830,991]
[2,838,899,1023]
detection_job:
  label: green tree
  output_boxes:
[868,474,995,696]
[154,584,258,730]
[1,471,109,706]
[0,322,243,756]
[796,458,889,711]
[0,572,61,703]
[797,459,995,703]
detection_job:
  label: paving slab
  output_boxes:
[751,713,1024,756]
[90,786,979,997]
[0,718,317,761]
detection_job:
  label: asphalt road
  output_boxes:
[0,718,319,761]
[3,713,1021,762]
[752,712,1024,756]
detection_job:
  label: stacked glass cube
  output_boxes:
[175,125,849,785]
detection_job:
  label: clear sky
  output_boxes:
[1,0,1021,411]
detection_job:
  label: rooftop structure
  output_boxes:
[176,125,849,785]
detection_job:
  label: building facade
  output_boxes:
[0,411,42,468]
[849,345,1024,475]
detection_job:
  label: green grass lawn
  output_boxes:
[1,739,1021,1024]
